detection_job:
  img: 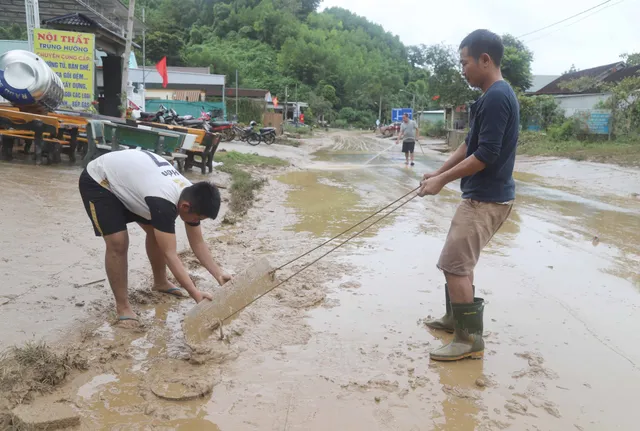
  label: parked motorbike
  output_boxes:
[233,124,252,142]
[197,108,235,141]
[138,104,168,123]
[245,121,276,146]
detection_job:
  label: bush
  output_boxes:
[548,118,582,141]
[338,107,358,123]
[333,119,349,129]
[336,108,375,129]
[421,120,446,137]
[517,91,564,131]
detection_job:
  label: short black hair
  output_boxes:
[180,182,221,219]
[459,29,504,66]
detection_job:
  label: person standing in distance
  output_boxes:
[395,113,419,166]
[79,149,232,326]
[418,29,519,361]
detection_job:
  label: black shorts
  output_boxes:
[402,140,415,153]
[79,169,149,237]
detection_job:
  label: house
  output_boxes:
[418,110,445,125]
[534,62,640,116]
[525,75,560,94]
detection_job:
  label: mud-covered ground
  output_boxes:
[1,131,639,430]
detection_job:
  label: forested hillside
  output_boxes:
[135,0,520,125]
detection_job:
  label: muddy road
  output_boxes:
[1,131,639,430]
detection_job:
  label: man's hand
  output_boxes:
[418,175,446,197]
[422,171,439,181]
[192,290,213,303]
[216,272,232,286]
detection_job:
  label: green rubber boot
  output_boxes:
[424,284,475,333]
[429,297,485,361]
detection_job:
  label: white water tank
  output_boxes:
[0,49,64,112]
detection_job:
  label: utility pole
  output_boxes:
[24,0,41,51]
[222,78,226,120]
[284,85,288,122]
[378,94,382,122]
[121,0,136,118]
[141,7,146,112]
[235,69,239,120]
[412,93,416,120]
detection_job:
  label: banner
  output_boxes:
[33,29,95,111]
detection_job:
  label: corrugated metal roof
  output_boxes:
[44,13,95,27]
[144,83,265,98]
[603,65,640,82]
[535,62,624,95]
[174,90,203,102]
[167,66,210,74]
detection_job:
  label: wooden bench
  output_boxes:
[183,133,221,174]
[82,121,191,171]
[82,120,125,167]
[137,122,221,174]
[0,108,81,164]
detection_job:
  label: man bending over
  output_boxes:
[79,149,232,324]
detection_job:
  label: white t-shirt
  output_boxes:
[87,149,194,233]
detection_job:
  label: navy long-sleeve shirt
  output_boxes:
[461,80,519,202]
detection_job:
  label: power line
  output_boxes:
[523,0,625,44]
[517,0,612,38]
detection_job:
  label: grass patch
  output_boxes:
[214,151,287,219]
[214,151,288,169]
[276,136,301,147]
[0,342,88,404]
[283,123,313,137]
[518,132,640,167]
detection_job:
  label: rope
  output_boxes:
[276,186,420,271]
[221,188,420,323]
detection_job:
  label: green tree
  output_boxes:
[501,35,533,91]
[0,24,27,40]
[620,52,640,66]
[422,44,479,107]
[308,91,333,123]
[562,64,579,75]
[516,90,563,130]
[142,31,186,65]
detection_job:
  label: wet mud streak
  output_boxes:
[554,296,640,371]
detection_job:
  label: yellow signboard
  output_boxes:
[33,29,95,111]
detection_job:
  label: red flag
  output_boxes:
[156,57,168,88]
[432,95,440,101]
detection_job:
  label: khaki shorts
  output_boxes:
[437,199,513,276]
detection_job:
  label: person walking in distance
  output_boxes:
[79,149,232,326]
[395,113,419,166]
[417,29,519,361]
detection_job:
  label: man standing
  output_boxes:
[79,149,232,325]
[396,113,419,166]
[418,29,519,361]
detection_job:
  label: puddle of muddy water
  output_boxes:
[277,169,410,238]
[8,141,640,430]
[203,149,640,430]
[205,211,639,430]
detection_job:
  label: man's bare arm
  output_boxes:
[185,223,230,286]
[438,154,486,184]
[153,229,204,301]
[428,142,468,177]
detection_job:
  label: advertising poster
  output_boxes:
[34,28,95,111]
